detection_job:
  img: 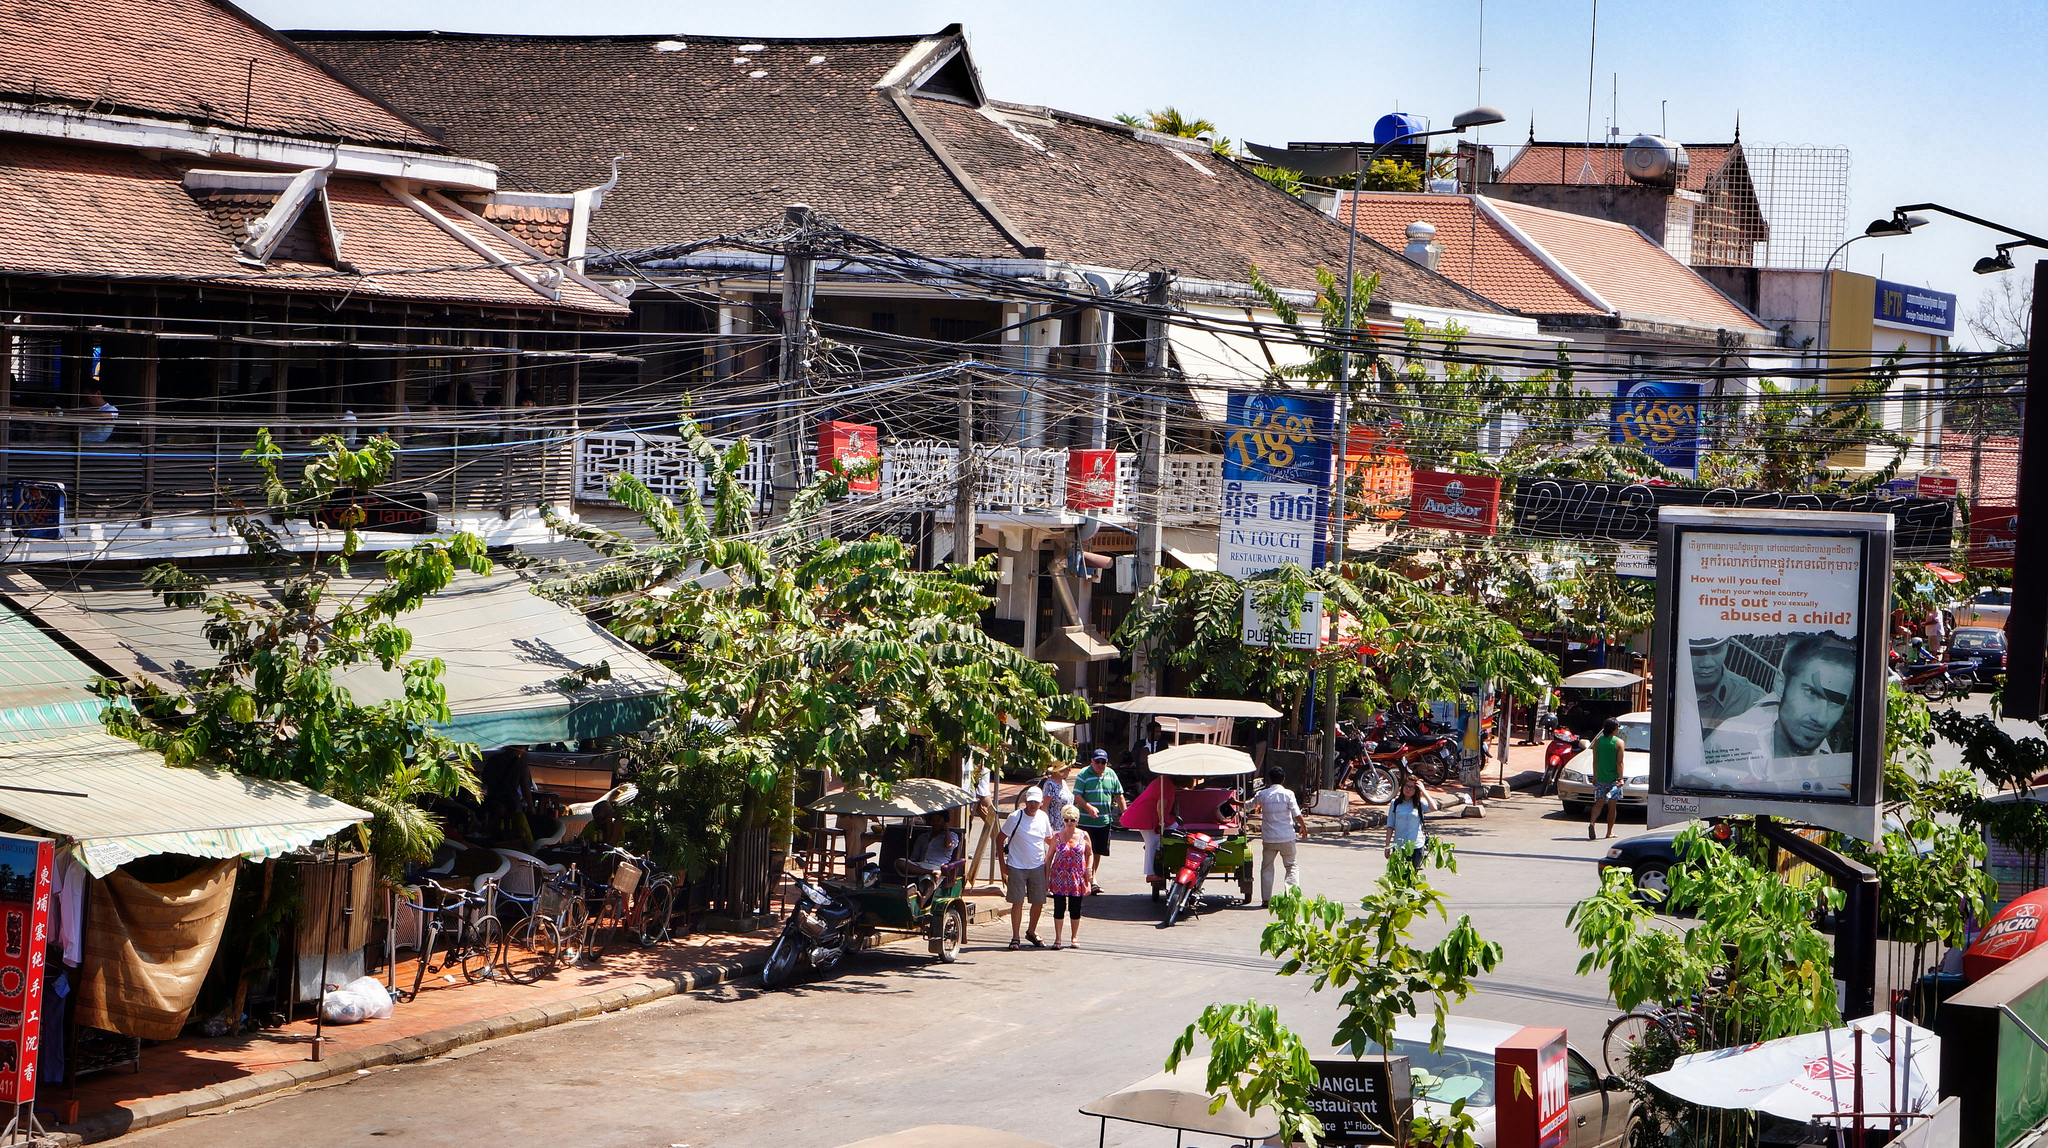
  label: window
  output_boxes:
[868,312,898,334]
[1567,1049,1603,1096]
[1901,386,1923,437]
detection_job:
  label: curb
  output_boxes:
[67,949,769,1144]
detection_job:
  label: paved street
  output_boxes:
[119,794,1630,1148]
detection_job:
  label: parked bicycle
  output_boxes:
[599,845,685,946]
[507,865,587,970]
[1602,1003,1710,1082]
[396,880,513,1000]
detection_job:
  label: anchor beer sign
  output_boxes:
[1408,471,1500,535]
[817,420,881,493]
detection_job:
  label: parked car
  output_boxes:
[1947,626,2008,685]
[1596,822,1698,903]
[1365,1014,1637,1147]
[1555,711,1651,817]
[1948,587,2012,630]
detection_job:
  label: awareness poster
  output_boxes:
[1669,531,1865,801]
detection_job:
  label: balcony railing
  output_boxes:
[574,430,773,511]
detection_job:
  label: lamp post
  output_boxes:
[1815,214,1928,358]
[1324,106,1503,790]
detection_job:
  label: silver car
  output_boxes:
[1555,711,1651,817]
[1366,1013,1638,1146]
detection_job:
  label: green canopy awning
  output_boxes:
[0,601,109,742]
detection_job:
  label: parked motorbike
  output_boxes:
[1542,726,1587,796]
[1335,721,1398,804]
[1161,831,1222,928]
[761,875,859,990]
[1891,649,1975,702]
[1360,714,1459,786]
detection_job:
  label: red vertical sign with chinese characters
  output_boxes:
[0,834,52,1107]
[1496,1026,1570,1148]
[817,420,881,493]
[1065,450,1118,510]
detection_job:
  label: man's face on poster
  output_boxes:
[1691,643,1726,691]
[1778,656,1853,754]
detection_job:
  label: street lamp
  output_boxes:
[1815,215,1928,355]
[1888,203,2048,274]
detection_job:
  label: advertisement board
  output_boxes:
[0,482,63,541]
[1221,393,1335,578]
[1649,508,1891,840]
[1495,1027,1570,1148]
[817,420,881,493]
[0,834,52,1107]
[1345,427,1412,522]
[1873,278,1958,335]
[1971,505,2019,569]
[1310,1056,1411,1146]
[1219,480,1322,578]
[315,491,440,535]
[1915,471,1959,500]
[1510,477,1953,559]
[1242,589,1323,649]
[1224,392,1336,486]
[1610,380,1702,474]
[1065,449,1118,510]
[1409,471,1501,534]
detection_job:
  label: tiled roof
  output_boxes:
[1497,141,1737,193]
[1335,192,1604,317]
[0,0,437,150]
[1942,432,2020,503]
[0,141,623,314]
[1485,198,1765,331]
[292,31,1507,311]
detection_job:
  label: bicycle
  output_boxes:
[1602,1004,1710,1082]
[600,846,684,946]
[396,881,508,1000]
[510,864,590,968]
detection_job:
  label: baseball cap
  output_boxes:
[1022,787,1044,803]
[1092,749,1109,761]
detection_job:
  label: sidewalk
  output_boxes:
[60,927,775,1144]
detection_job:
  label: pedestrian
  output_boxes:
[1071,749,1125,892]
[1132,721,1169,774]
[1046,805,1093,949]
[998,787,1052,949]
[1041,762,1075,833]
[1120,769,1179,893]
[1384,772,1434,869]
[1254,764,1306,905]
[1587,717,1624,840]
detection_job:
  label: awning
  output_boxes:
[1165,547,1217,572]
[0,601,109,742]
[1104,696,1282,719]
[25,569,675,750]
[1165,305,1320,421]
[0,732,369,877]
[1080,1056,1281,1141]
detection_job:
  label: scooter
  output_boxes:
[1335,721,1398,804]
[1542,727,1586,796]
[760,875,858,990]
[1160,832,1222,928]
[1364,717,1458,785]
[1891,649,1975,702]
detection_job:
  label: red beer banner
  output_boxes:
[817,420,881,493]
[1408,470,1501,534]
[1970,504,2018,568]
[0,834,52,1106]
[1916,471,1959,500]
[1066,450,1118,510]
[1344,427,1411,522]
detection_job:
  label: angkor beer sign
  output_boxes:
[1409,471,1500,534]
[1511,477,1953,559]
[1971,505,2018,569]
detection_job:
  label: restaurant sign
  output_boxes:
[1970,505,2018,569]
[1408,471,1500,534]
[1510,477,1954,559]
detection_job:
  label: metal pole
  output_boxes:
[1134,271,1172,698]
[2001,259,2048,719]
[776,204,816,514]
[311,848,341,1062]
[1321,160,1369,789]
[953,362,977,567]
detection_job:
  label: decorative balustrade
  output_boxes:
[575,431,773,510]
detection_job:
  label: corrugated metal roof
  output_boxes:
[0,601,108,741]
[0,732,368,877]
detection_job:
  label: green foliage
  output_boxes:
[1930,706,2048,855]
[1252,164,1305,196]
[1695,356,1911,493]
[1359,158,1424,192]
[98,432,488,874]
[1168,845,1500,1148]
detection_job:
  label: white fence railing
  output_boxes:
[577,433,1224,524]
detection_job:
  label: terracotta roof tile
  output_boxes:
[1334,191,1603,317]
[0,141,621,314]
[1485,198,1764,331]
[0,0,436,149]
[1497,141,1735,193]
[1942,432,2019,503]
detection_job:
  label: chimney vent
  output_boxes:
[1403,221,1441,271]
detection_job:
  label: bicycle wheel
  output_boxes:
[584,891,626,961]
[1603,1012,1663,1080]
[637,881,675,946]
[558,897,591,965]
[502,916,560,984]
[1657,1008,1710,1050]
[460,915,505,983]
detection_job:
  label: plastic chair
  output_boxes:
[493,848,561,920]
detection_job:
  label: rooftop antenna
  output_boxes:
[1610,72,1619,141]
[1662,100,1668,137]
[1580,0,1599,182]
[1476,0,1486,105]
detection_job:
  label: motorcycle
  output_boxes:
[1541,726,1586,797]
[1335,720,1398,804]
[1161,831,1223,927]
[1891,650,1975,702]
[761,875,859,990]
[1360,714,1458,786]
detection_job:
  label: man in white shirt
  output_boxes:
[998,787,1052,949]
[1254,765,1307,906]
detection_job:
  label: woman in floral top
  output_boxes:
[1046,804,1094,949]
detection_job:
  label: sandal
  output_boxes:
[1007,938,1022,951]
[1026,932,1045,948]
[1050,941,1063,950]
[1089,884,1104,895]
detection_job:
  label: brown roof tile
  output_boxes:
[1497,141,1736,192]
[1942,431,2019,503]
[0,141,621,314]
[1486,198,1764,331]
[1335,191,1603,316]
[0,0,437,149]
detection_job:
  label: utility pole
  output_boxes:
[2002,258,2048,719]
[776,204,817,514]
[1133,270,1173,697]
[953,362,977,568]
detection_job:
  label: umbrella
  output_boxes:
[1146,743,1257,777]
[1103,696,1283,718]
[1645,1014,1939,1125]
[1964,887,2048,981]
[1080,1056,1282,1141]
[808,778,975,817]
[1924,562,1965,585]
[1561,668,1643,689]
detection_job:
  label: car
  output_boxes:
[1947,626,2008,684]
[1364,1014,1638,1147]
[1595,822,1697,902]
[1948,587,2012,630]
[1554,711,1651,817]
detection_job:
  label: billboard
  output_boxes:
[0,834,51,1107]
[1510,477,1954,559]
[1224,393,1335,486]
[1065,449,1118,510]
[1221,392,1335,577]
[1649,508,1891,841]
[817,420,881,493]
[1611,380,1702,473]
[1345,427,1412,522]
[1873,278,1957,335]
[1219,481,1322,578]
[1409,471,1501,534]
[1971,505,2019,569]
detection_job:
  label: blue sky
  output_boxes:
[250,0,2046,346]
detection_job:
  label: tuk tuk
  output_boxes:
[804,778,975,965]
[1145,743,1259,921]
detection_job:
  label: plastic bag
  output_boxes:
[319,976,394,1024]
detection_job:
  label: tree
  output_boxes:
[1118,106,1233,155]
[1358,158,1424,192]
[98,430,489,873]
[534,418,1085,861]
[1694,357,1911,494]
[1968,274,2033,350]
[1251,163,1305,196]
[1168,846,1501,1148]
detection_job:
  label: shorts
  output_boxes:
[1083,824,1111,854]
[1598,781,1624,801]
[1005,865,1048,905]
